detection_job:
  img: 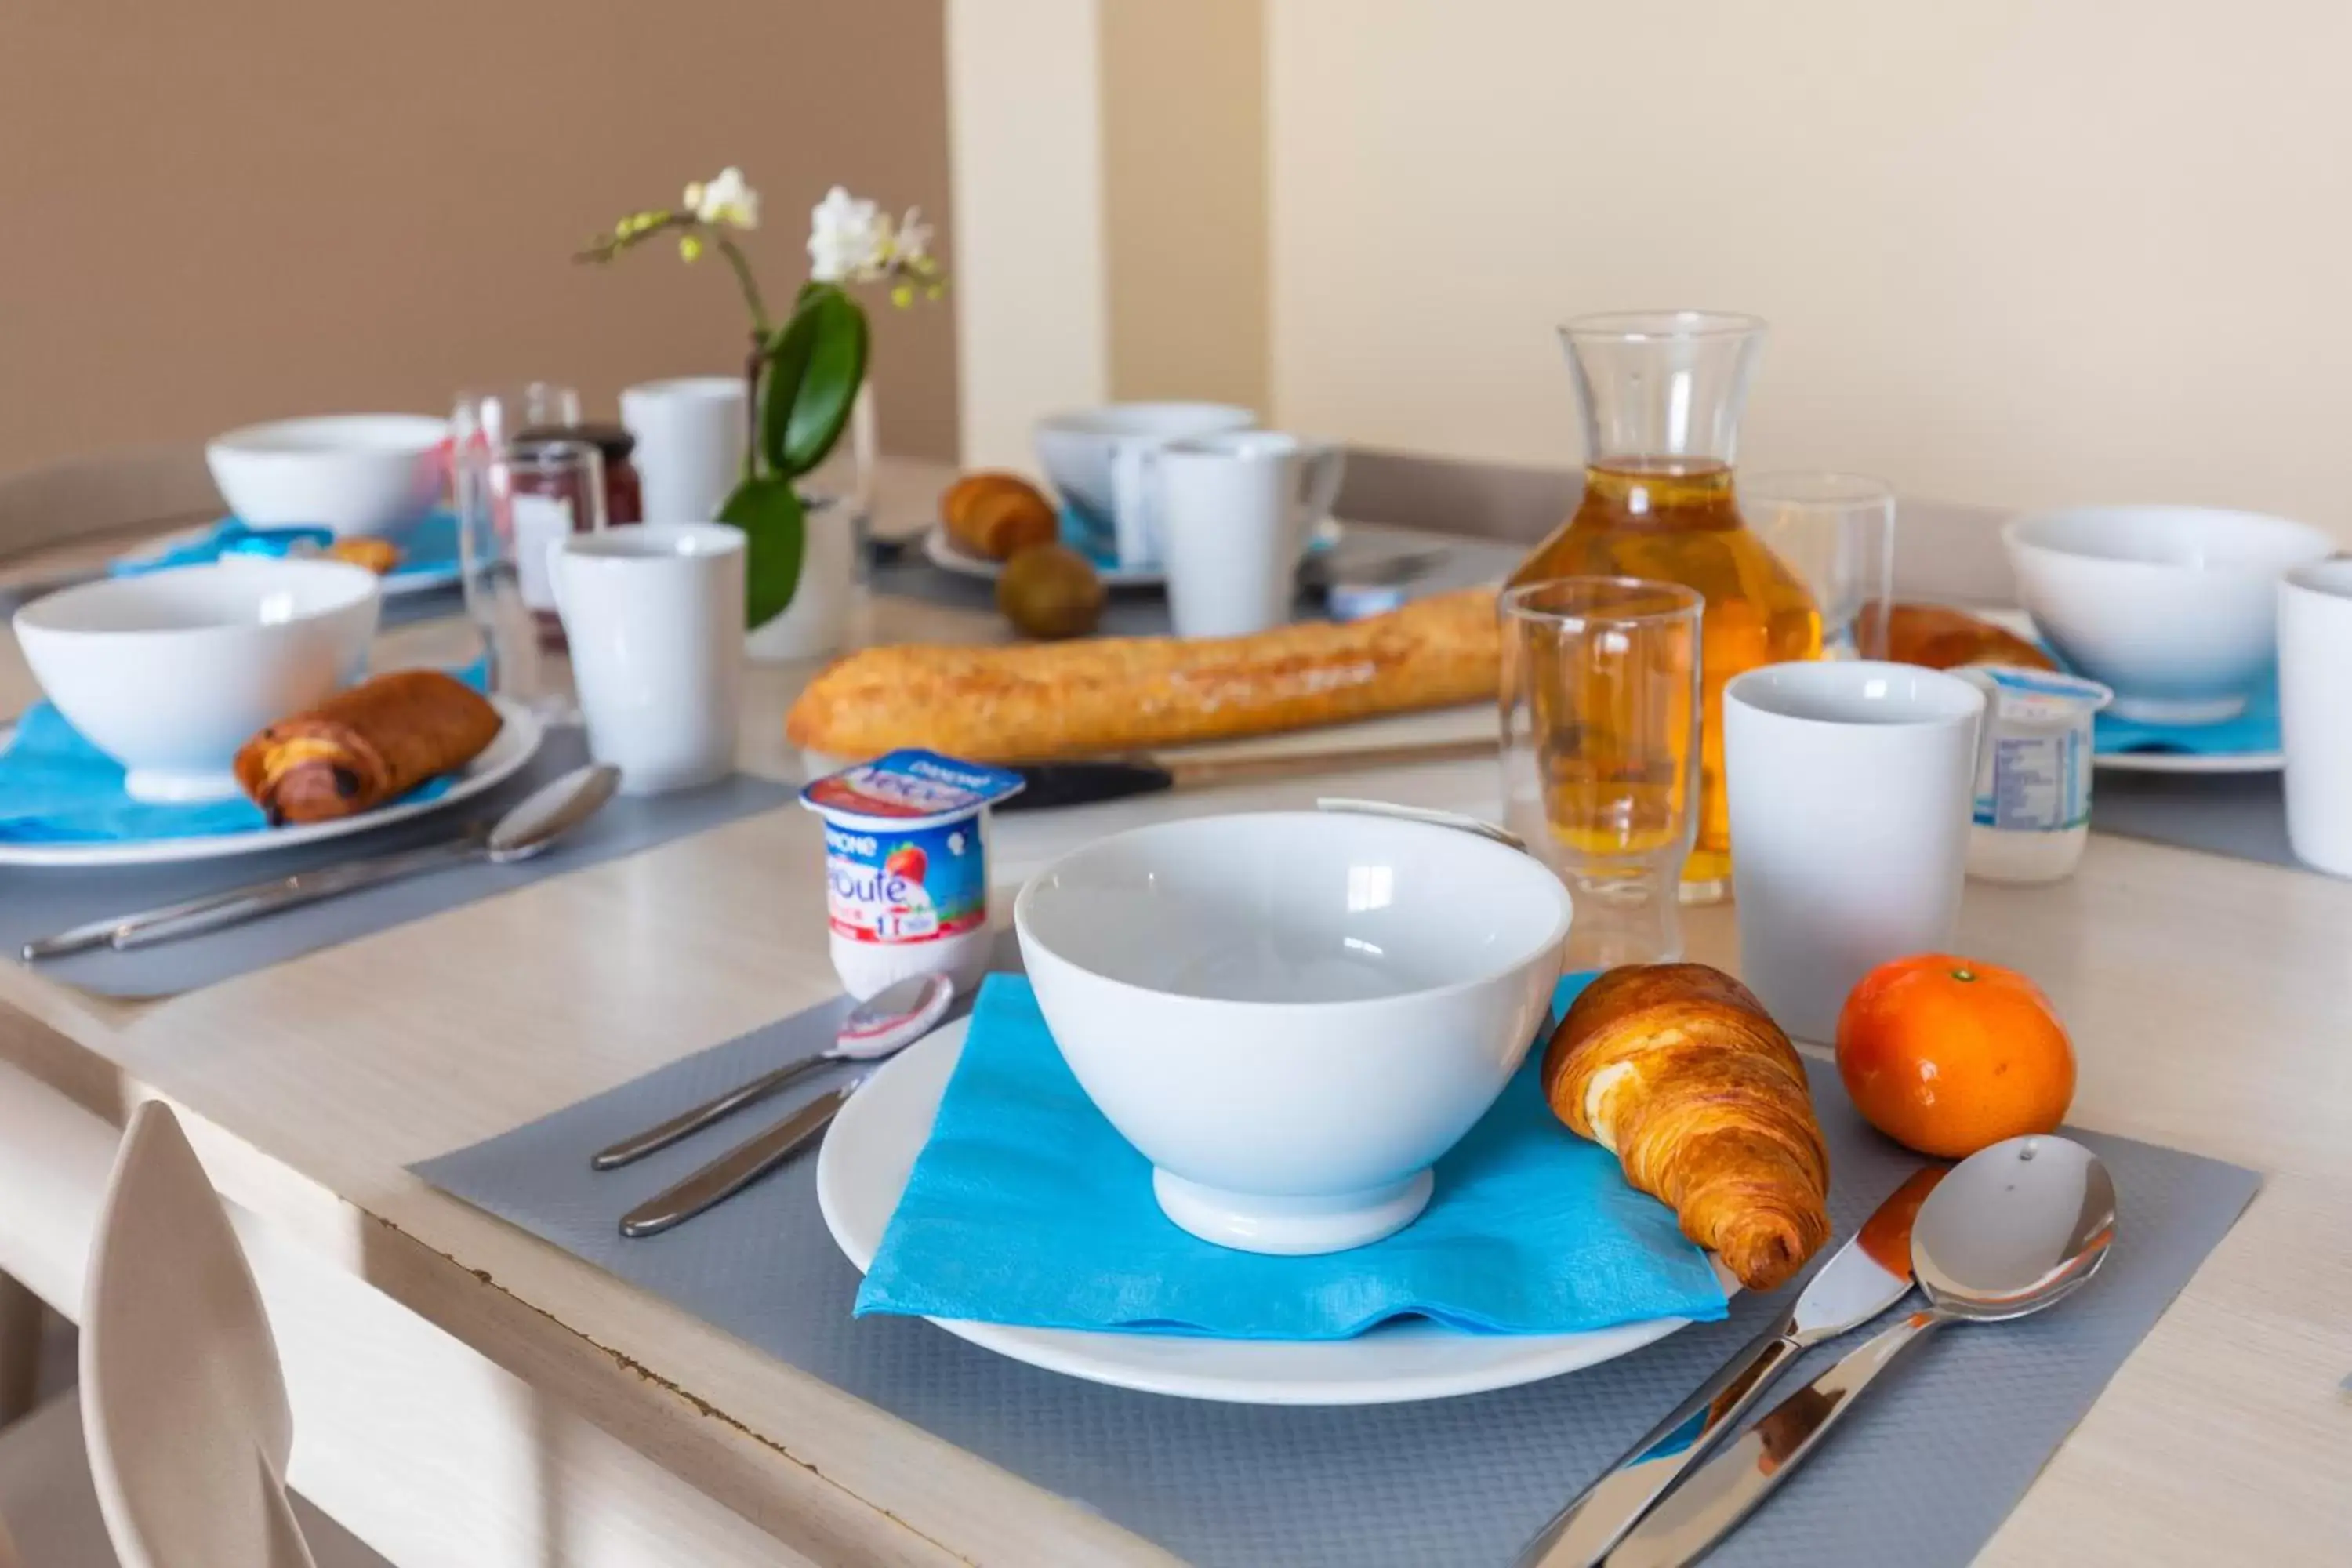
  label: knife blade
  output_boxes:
[1514,1165,1946,1567]
[995,735,1497,814]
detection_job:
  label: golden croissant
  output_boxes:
[1541,963,1831,1292]
[235,670,503,826]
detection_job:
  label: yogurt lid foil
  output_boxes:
[1974,664,2114,721]
[800,749,1027,829]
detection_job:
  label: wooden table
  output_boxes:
[1,470,2347,1566]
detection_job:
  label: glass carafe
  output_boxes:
[1509,310,1821,902]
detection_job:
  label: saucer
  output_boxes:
[816,1018,1723,1406]
[924,516,1344,590]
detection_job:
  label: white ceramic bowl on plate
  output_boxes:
[205,413,449,535]
[2005,505,2332,724]
[13,558,382,803]
[1031,401,1254,521]
[1014,810,1573,1256]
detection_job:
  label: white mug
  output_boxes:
[2280,558,2352,877]
[1033,403,1255,568]
[554,524,744,796]
[1149,432,1347,637]
[620,377,748,524]
[1725,660,1990,1043]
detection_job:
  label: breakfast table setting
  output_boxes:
[0,178,2350,1568]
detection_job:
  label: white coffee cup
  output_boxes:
[1033,403,1256,568]
[620,377,748,524]
[554,524,744,796]
[1725,660,1991,1043]
[2280,557,2352,877]
[1147,432,1347,637]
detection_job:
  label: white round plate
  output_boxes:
[817,1018,1719,1406]
[922,517,1345,589]
[0,695,542,869]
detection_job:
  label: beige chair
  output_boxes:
[0,1102,388,1567]
[0,446,220,566]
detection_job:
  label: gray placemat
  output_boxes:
[413,984,2260,1568]
[2092,768,2299,869]
[0,728,796,999]
[871,521,1522,636]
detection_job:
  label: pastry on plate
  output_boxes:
[1882,603,2054,671]
[942,471,1058,561]
[1541,962,1831,1292]
[235,670,502,825]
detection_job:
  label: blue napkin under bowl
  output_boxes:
[116,512,461,590]
[2093,674,2280,758]
[855,972,1730,1340]
[0,663,483,844]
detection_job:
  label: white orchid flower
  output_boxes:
[684,166,760,230]
[807,185,890,283]
[891,206,935,267]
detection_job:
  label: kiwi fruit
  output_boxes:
[996,544,1105,640]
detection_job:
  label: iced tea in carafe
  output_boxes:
[1509,312,1820,902]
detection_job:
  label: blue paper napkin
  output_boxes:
[0,663,483,844]
[2093,675,2280,757]
[1057,503,1335,573]
[855,972,1730,1340]
[115,512,461,589]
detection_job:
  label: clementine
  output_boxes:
[1835,954,2074,1159]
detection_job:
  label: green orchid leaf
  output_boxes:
[754,305,823,479]
[776,284,869,480]
[719,474,807,628]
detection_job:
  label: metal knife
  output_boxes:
[1512,1166,1946,1567]
[618,1080,862,1239]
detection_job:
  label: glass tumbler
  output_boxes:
[1501,577,1704,970]
[1742,472,1896,659]
[456,434,607,718]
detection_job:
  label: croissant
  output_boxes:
[1541,963,1831,1292]
[942,471,1058,561]
[1882,603,2055,672]
[235,670,503,826]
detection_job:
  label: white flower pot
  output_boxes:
[744,495,860,663]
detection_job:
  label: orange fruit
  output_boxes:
[1835,954,2074,1159]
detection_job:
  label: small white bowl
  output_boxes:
[1032,402,1255,521]
[206,414,449,536]
[1015,811,1573,1255]
[2005,505,2333,724]
[13,559,382,803]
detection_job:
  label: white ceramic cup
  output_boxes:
[1149,432,1346,637]
[2280,558,2352,877]
[1725,660,1990,1043]
[553,524,744,796]
[1033,403,1256,568]
[620,377,748,524]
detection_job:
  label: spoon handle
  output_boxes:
[590,1050,834,1171]
[1602,1309,1947,1568]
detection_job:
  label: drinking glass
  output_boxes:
[1742,472,1896,659]
[1501,577,1704,969]
[457,433,606,718]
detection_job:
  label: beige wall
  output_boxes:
[0,0,958,479]
[1267,0,2352,538]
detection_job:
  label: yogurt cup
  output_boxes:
[1956,666,2114,884]
[799,750,1026,999]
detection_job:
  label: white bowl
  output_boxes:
[13,559,382,803]
[1032,402,1255,520]
[1014,811,1573,1255]
[2005,505,2334,724]
[206,414,449,536]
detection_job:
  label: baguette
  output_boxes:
[786,587,1501,761]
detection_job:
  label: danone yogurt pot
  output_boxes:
[1959,666,2114,884]
[799,750,1026,999]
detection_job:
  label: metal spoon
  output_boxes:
[22,764,621,959]
[591,971,956,1171]
[1606,1135,2118,1567]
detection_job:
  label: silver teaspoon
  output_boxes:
[23,764,621,960]
[591,971,956,1171]
[1606,1134,2118,1568]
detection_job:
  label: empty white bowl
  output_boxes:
[1015,811,1573,1255]
[13,559,381,802]
[2005,505,2333,723]
[1032,402,1254,520]
[206,414,449,536]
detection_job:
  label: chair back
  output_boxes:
[0,447,220,565]
[79,1102,315,1568]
